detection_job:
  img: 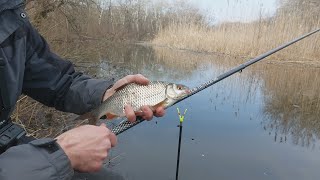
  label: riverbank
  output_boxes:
[152,1,320,62]
[152,23,319,62]
[139,42,320,68]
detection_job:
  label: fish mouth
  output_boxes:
[185,89,191,94]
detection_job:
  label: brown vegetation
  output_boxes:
[152,0,320,62]
[12,96,76,138]
[25,0,204,50]
[26,0,319,61]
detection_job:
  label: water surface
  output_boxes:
[78,44,320,180]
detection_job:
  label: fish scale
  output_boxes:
[78,81,189,125]
[119,81,168,113]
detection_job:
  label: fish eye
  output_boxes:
[177,85,182,90]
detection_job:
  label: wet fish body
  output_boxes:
[80,81,190,124]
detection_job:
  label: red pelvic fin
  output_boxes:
[106,113,118,120]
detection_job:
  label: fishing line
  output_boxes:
[111,28,320,135]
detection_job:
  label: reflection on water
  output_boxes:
[95,45,207,81]
[78,44,320,180]
[262,65,320,148]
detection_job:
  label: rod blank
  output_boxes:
[111,28,320,135]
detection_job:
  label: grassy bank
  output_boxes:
[152,2,320,62]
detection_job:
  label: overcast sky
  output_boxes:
[187,0,278,23]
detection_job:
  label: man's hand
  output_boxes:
[56,124,116,172]
[103,74,165,122]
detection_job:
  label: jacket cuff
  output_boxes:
[88,79,114,106]
[30,138,74,179]
[64,76,114,114]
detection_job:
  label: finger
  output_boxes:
[155,106,166,117]
[141,106,153,121]
[112,74,149,90]
[104,77,130,101]
[113,78,129,89]
[100,123,107,128]
[125,74,149,85]
[125,105,136,122]
[109,132,117,147]
[135,110,144,117]
[105,74,149,101]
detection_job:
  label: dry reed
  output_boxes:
[152,1,320,62]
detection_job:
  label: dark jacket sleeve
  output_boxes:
[0,138,74,180]
[0,6,112,180]
[22,21,113,114]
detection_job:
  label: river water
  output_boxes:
[77,44,320,180]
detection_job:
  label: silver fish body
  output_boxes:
[80,81,190,125]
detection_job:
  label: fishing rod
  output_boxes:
[111,28,320,135]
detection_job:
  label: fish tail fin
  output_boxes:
[76,112,100,125]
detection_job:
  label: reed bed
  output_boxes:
[153,1,320,62]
